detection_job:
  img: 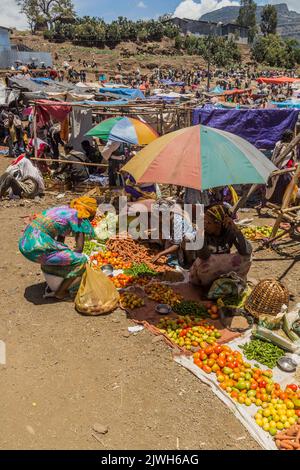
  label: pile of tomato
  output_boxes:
[193,343,300,438]
[90,251,132,270]
[109,273,134,289]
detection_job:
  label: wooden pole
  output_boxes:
[31,157,108,168]
[275,132,300,168]
[33,106,38,161]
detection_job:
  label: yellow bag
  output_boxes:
[75,264,120,316]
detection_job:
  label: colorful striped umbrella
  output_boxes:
[86,117,158,145]
[122,125,277,190]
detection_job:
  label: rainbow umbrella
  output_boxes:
[122,125,277,190]
[86,117,158,145]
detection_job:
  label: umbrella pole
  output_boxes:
[232,184,258,216]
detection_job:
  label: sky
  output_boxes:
[1,0,300,30]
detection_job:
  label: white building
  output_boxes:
[0,26,52,68]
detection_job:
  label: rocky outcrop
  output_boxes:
[200,3,300,42]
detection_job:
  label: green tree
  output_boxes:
[17,0,76,31]
[260,5,277,36]
[251,34,300,67]
[237,0,257,43]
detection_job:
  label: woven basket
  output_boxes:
[245,279,289,319]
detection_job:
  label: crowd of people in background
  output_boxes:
[0,54,299,203]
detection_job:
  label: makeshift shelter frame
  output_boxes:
[31,99,194,141]
[233,130,300,247]
[30,99,193,194]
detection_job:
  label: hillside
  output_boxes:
[201,3,300,42]
[10,31,252,74]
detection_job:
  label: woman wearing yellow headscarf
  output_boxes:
[189,204,252,288]
[19,196,97,300]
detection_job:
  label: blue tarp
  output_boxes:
[99,87,145,100]
[31,77,54,85]
[271,101,300,109]
[79,99,129,106]
[148,96,177,102]
[160,79,185,87]
[210,85,224,94]
[192,106,299,149]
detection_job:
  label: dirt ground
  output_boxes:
[1,158,300,450]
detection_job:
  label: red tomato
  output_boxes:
[258,380,267,389]
[250,383,258,390]
[209,353,218,360]
[219,352,226,361]
[280,392,288,400]
[287,384,298,392]
[295,410,300,417]
[202,365,212,374]
[214,345,223,355]
[205,346,214,356]
[231,391,239,399]
[226,355,234,363]
[217,359,226,368]
[194,359,203,368]
[200,352,207,361]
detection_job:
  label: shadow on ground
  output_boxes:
[24,282,61,306]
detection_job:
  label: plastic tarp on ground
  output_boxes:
[192,106,300,149]
[257,76,300,85]
[99,87,145,100]
[175,330,300,450]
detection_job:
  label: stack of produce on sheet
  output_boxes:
[241,225,284,241]
[120,292,145,309]
[173,300,220,320]
[144,282,183,307]
[239,339,285,369]
[157,317,221,350]
[106,237,175,273]
[90,251,132,270]
[192,343,300,444]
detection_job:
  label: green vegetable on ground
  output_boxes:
[239,338,285,369]
[83,241,104,256]
[124,263,157,277]
[173,300,209,318]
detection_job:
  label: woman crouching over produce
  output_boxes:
[19,196,97,300]
[190,204,252,288]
